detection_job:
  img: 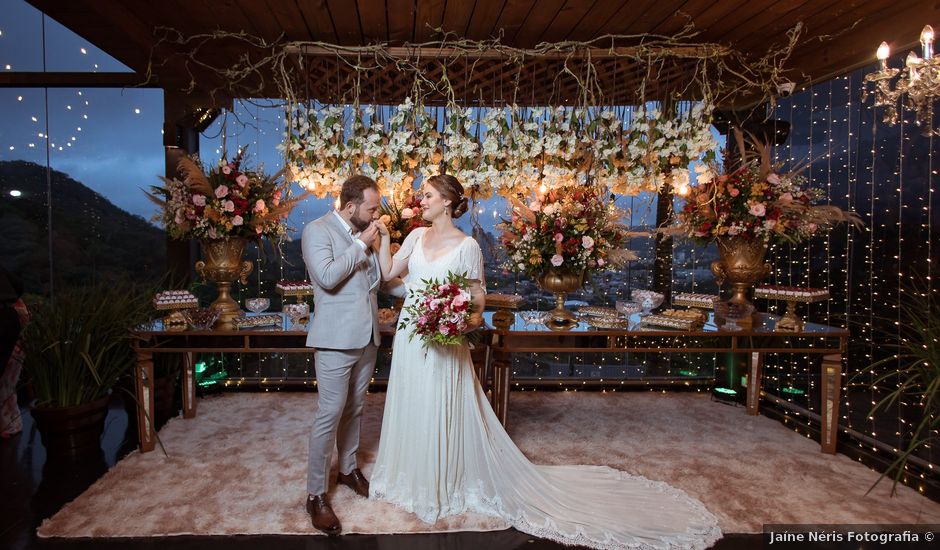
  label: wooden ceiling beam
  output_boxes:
[287,44,713,59]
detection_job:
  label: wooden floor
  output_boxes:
[1,393,839,550]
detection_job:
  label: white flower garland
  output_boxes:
[283,101,717,200]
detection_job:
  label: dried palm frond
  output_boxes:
[608,248,639,266]
[774,201,864,231]
[176,157,213,196]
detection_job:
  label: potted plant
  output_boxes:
[21,281,153,457]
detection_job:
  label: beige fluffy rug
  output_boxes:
[38,392,940,538]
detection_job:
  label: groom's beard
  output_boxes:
[350,206,372,232]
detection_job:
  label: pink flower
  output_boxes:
[174,210,184,225]
[215,185,229,198]
[779,192,793,202]
[554,233,564,242]
[598,258,605,266]
[273,191,281,207]
[582,236,594,249]
[236,174,249,187]
[221,165,232,175]
[766,173,781,185]
[749,203,766,217]
[254,199,266,212]
[223,200,235,212]
[232,215,244,226]
[729,187,740,197]
[208,227,218,239]
[551,254,564,267]
[401,208,415,219]
[453,292,468,308]
[192,194,206,206]
[808,222,818,232]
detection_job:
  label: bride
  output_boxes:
[371,174,721,550]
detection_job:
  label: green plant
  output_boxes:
[854,283,940,494]
[22,281,154,408]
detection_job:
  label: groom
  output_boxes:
[302,175,383,535]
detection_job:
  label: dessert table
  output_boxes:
[130,311,848,454]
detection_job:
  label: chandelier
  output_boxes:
[864,25,940,135]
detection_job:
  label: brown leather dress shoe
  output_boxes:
[306,494,341,535]
[337,468,370,497]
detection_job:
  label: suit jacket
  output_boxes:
[302,212,381,349]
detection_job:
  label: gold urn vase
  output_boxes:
[710,237,770,312]
[196,238,253,330]
[537,269,584,330]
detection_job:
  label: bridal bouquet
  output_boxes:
[400,271,476,347]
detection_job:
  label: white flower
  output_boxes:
[582,236,595,249]
[232,215,244,226]
[551,254,564,267]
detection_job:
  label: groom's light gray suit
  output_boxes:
[302,210,381,496]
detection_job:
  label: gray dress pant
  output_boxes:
[306,343,377,496]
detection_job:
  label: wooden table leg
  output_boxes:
[820,353,843,454]
[492,360,510,427]
[134,345,156,453]
[182,352,197,419]
[746,352,764,416]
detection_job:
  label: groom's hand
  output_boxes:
[359,223,380,248]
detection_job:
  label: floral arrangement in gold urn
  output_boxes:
[145,149,305,329]
[677,130,862,313]
[498,185,636,328]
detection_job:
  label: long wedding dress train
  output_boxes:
[370,228,721,549]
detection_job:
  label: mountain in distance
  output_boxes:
[0,160,167,294]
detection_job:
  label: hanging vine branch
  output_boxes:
[146,22,804,111]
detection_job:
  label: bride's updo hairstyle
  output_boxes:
[427,174,469,219]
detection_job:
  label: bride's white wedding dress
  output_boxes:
[370,227,721,550]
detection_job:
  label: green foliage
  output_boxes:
[22,281,155,408]
[854,282,940,494]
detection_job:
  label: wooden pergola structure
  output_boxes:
[5,1,937,281]
[10,1,936,106]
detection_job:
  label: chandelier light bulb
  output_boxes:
[922,25,934,60]
[876,42,890,71]
[877,41,890,60]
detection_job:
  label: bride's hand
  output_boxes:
[374,219,390,238]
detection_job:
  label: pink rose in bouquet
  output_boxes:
[400,271,478,347]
